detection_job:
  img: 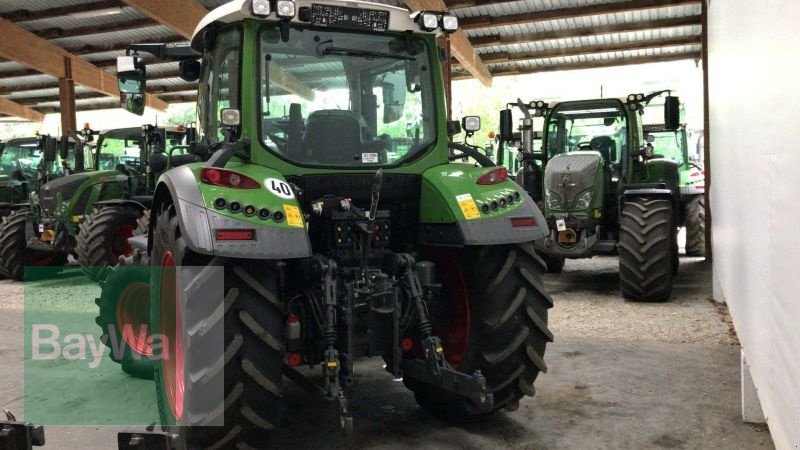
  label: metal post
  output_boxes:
[701,0,712,261]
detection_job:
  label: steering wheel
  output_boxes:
[448,142,495,167]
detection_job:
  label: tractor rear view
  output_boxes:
[101,0,555,447]
[500,93,683,301]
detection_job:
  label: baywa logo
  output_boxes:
[30,323,168,368]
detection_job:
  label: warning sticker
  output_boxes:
[362,153,379,163]
[456,193,480,220]
[284,204,304,228]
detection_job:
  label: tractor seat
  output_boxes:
[303,110,365,164]
[590,136,617,163]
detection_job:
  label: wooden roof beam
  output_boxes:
[456,35,702,66]
[469,15,702,48]
[452,51,701,79]
[0,70,186,95]
[0,96,45,122]
[0,18,168,111]
[404,0,492,86]
[121,0,314,100]
[1,1,125,23]
[460,0,701,30]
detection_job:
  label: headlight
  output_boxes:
[276,0,296,18]
[441,14,459,32]
[545,191,561,209]
[251,0,271,17]
[573,191,593,210]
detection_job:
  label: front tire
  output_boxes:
[619,198,675,302]
[150,204,284,448]
[0,210,67,281]
[95,250,153,379]
[684,196,706,257]
[76,205,144,281]
[406,243,554,421]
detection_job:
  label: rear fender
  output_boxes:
[150,164,311,259]
[619,187,679,219]
[420,165,548,246]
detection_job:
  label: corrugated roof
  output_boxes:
[0,0,703,118]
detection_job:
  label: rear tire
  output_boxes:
[95,249,153,379]
[406,243,553,422]
[150,204,283,448]
[619,198,675,302]
[684,196,706,257]
[0,210,67,281]
[77,205,144,281]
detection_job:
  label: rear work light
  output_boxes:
[200,168,261,189]
[476,167,508,185]
[215,229,255,241]
[510,217,536,228]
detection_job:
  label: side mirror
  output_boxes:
[446,120,461,137]
[461,116,481,133]
[117,55,147,116]
[59,136,70,160]
[499,109,514,141]
[664,95,680,130]
[43,137,57,163]
[178,59,201,82]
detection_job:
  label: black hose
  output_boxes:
[447,142,495,167]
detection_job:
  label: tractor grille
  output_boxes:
[39,175,89,214]
[544,152,601,205]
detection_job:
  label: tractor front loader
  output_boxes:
[100,1,555,447]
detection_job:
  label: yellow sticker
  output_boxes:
[284,204,304,228]
[456,193,480,220]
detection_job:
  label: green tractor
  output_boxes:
[74,125,192,281]
[103,0,553,446]
[643,124,705,256]
[0,126,188,281]
[499,93,683,301]
[0,137,45,219]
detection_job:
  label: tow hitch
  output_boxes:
[0,410,45,450]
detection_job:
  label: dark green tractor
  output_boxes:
[0,126,189,281]
[499,92,683,301]
[0,137,44,219]
[75,126,192,281]
[643,124,705,257]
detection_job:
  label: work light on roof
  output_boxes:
[251,0,271,17]
[276,0,296,19]
[416,12,439,32]
[441,14,459,33]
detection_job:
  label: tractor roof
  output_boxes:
[193,0,426,50]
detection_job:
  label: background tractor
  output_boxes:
[0,126,188,281]
[499,92,682,301]
[643,124,705,256]
[75,125,192,281]
[103,0,554,447]
[0,136,65,219]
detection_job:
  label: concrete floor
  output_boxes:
[0,255,773,449]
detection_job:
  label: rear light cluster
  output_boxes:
[200,168,260,189]
[479,191,521,214]
[213,197,280,222]
[476,167,508,185]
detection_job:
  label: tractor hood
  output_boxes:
[544,151,602,210]
[39,173,91,213]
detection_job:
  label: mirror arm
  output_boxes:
[205,139,250,169]
[127,43,200,61]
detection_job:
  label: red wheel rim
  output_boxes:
[111,224,135,261]
[115,281,153,356]
[160,251,184,420]
[422,247,471,369]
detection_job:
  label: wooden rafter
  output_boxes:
[1,1,125,22]
[459,0,701,30]
[451,51,701,80]
[470,15,702,48]
[121,0,314,100]
[0,70,186,96]
[0,96,45,122]
[404,0,492,86]
[0,18,168,111]
[456,35,702,67]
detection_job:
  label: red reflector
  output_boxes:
[287,314,300,324]
[200,168,260,189]
[287,353,303,367]
[511,217,536,228]
[215,229,255,240]
[401,337,414,352]
[476,167,509,185]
